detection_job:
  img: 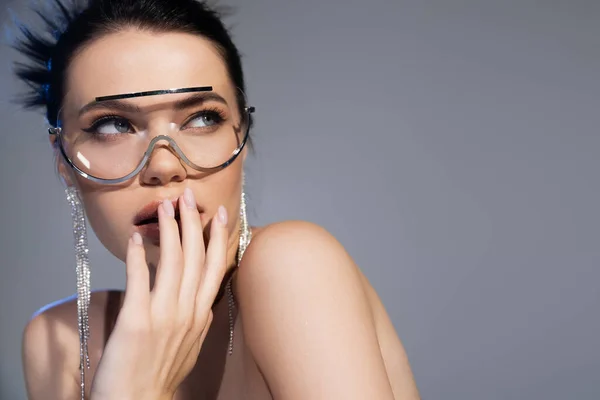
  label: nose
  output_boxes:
[139,142,187,186]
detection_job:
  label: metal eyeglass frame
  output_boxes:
[48,86,255,185]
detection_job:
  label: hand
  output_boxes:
[90,188,229,400]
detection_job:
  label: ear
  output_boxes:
[49,134,75,187]
[57,159,75,187]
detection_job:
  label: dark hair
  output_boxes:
[11,0,252,131]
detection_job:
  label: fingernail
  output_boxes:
[162,199,175,217]
[218,205,228,225]
[132,232,143,245]
[183,188,195,209]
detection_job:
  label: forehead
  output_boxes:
[65,29,233,107]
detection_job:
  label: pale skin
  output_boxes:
[21,29,420,400]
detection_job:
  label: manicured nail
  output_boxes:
[162,199,175,217]
[132,232,143,245]
[218,205,228,225]
[183,188,195,209]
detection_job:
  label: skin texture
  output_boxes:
[21,29,421,399]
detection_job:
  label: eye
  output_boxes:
[86,117,133,135]
[185,110,224,129]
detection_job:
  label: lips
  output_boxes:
[133,199,192,245]
[134,199,180,226]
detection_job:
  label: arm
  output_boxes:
[359,274,421,399]
[22,311,80,400]
[237,221,419,400]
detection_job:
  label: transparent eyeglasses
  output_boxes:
[49,86,255,184]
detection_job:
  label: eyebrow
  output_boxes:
[77,87,229,117]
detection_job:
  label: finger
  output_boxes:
[151,200,184,307]
[196,206,229,311]
[122,232,150,311]
[178,188,205,308]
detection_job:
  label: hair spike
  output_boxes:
[10,0,73,113]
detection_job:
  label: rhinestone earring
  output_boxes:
[226,189,252,355]
[65,186,91,400]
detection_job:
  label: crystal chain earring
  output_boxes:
[226,189,252,355]
[65,186,91,400]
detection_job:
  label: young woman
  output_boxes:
[14,1,420,399]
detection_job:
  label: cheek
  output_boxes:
[190,162,244,244]
[199,162,243,214]
[81,191,134,262]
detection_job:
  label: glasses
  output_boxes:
[49,86,254,184]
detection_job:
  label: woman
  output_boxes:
[14,0,420,399]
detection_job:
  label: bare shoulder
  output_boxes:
[243,221,396,323]
[22,290,123,400]
[237,221,420,399]
[240,221,382,318]
[238,220,364,306]
[242,219,354,272]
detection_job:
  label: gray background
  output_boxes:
[0,0,598,399]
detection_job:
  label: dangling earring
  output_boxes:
[238,172,251,264]
[237,189,252,264]
[65,186,91,400]
[226,189,252,355]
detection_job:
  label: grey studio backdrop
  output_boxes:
[0,0,598,399]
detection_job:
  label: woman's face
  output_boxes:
[56,29,246,267]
